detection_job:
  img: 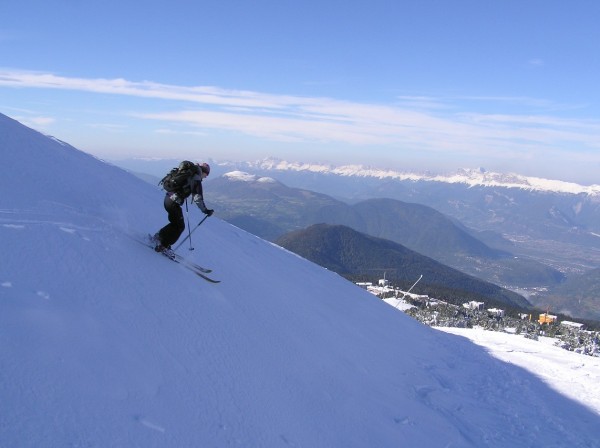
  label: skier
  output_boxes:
[152,162,214,253]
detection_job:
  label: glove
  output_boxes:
[205,209,214,216]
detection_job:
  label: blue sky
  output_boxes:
[1,0,600,184]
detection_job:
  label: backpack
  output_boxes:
[159,161,200,195]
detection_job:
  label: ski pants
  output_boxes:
[158,195,185,247]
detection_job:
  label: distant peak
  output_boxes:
[223,170,276,183]
[239,159,600,196]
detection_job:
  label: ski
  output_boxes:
[155,247,220,283]
[132,236,220,283]
[141,234,212,273]
[186,265,220,283]
[170,251,212,273]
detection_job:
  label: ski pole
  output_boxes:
[174,214,210,251]
[184,199,193,251]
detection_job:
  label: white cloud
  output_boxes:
[15,115,55,128]
[2,69,600,165]
[0,70,310,110]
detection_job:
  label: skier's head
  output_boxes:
[198,162,210,178]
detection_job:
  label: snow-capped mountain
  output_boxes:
[223,170,277,183]
[242,158,600,196]
[3,112,600,447]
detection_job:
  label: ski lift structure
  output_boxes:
[394,274,423,309]
[361,269,425,306]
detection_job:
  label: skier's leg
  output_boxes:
[158,196,185,247]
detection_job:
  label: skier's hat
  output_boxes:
[198,162,210,176]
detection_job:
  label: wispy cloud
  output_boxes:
[1,69,599,162]
[395,96,452,110]
[13,114,55,128]
[0,70,310,110]
[528,58,545,67]
[154,128,207,136]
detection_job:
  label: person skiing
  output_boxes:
[152,161,214,253]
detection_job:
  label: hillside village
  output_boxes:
[358,279,600,358]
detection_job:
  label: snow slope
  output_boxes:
[437,327,600,416]
[2,113,600,447]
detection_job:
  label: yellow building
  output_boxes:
[538,313,557,324]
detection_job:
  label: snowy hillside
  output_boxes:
[2,113,600,447]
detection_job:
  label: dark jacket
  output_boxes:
[167,172,210,213]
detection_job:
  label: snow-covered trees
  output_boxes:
[402,298,599,357]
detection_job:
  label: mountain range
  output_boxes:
[208,171,564,291]
[246,159,600,196]
[215,159,600,275]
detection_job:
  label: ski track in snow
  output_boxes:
[0,210,104,240]
[2,223,25,229]
[136,416,166,434]
[1,210,110,302]
[35,291,50,300]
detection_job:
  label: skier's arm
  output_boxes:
[192,180,214,216]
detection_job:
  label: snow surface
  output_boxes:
[437,328,600,417]
[2,112,600,447]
